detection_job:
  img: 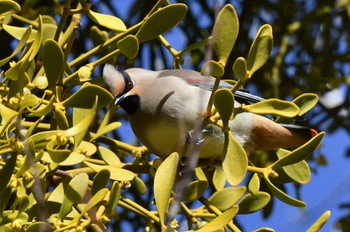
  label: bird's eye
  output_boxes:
[126,81,134,90]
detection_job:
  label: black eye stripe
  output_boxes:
[117,69,134,96]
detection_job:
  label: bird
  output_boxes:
[102,64,317,160]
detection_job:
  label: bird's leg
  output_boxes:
[185,127,212,145]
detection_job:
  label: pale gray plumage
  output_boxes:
[103,64,315,160]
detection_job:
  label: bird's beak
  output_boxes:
[114,93,127,105]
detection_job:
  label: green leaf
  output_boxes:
[264,173,306,207]
[118,35,139,59]
[306,210,331,232]
[238,191,271,214]
[196,206,238,232]
[29,15,43,61]
[26,222,52,232]
[43,39,64,89]
[84,161,135,181]
[212,4,239,65]
[246,24,273,77]
[88,10,126,32]
[97,146,120,165]
[248,173,260,195]
[222,132,248,186]
[276,149,311,184]
[293,93,319,116]
[0,104,18,123]
[27,95,54,117]
[208,186,246,211]
[254,228,275,232]
[214,89,234,129]
[91,122,122,141]
[0,26,34,67]
[0,154,17,195]
[58,173,89,219]
[71,103,96,146]
[134,176,147,194]
[62,83,113,109]
[233,57,247,81]
[272,132,325,169]
[213,166,226,191]
[82,188,108,213]
[46,140,71,163]
[201,60,224,77]
[154,152,179,226]
[105,181,120,217]
[177,180,208,202]
[55,107,69,130]
[135,4,187,43]
[0,0,21,14]
[244,98,300,118]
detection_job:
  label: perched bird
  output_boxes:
[103,64,317,160]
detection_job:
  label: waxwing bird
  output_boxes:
[103,64,317,160]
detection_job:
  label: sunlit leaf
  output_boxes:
[214,89,234,129]
[293,93,319,116]
[244,98,300,118]
[97,146,121,165]
[154,152,179,226]
[105,181,120,217]
[208,186,246,211]
[248,173,260,195]
[134,176,147,194]
[196,206,238,232]
[118,35,139,59]
[62,83,113,108]
[233,57,247,81]
[222,132,248,186]
[88,10,126,32]
[84,161,135,181]
[264,174,305,207]
[246,24,273,76]
[238,192,271,214]
[213,166,226,191]
[201,60,225,77]
[306,210,331,232]
[177,180,208,202]
[272,132,325,169]
[27,95,54,117]
[43,39,64,89]
[212,4,239,65]
[91,122,122,141]
[136,4,187,43]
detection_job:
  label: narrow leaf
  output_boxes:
[88,10,126,32]
[43,39,64,89]
[154,152,179,226]
[306,210,331,232]
[208,186,246,211]
[222,132,248,186]
[244,98,300,118]
[196,206,238,232]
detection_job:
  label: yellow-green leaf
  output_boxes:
[238,192,271,214]
[27,95,54,117]
[214,89,234,129]
[154,152,179,226]
[0,26,34,67]
[201,60,224,77]
[244,98,300,118]
[134,176,147,194]
[293,93,319,116]
[84,161,135,181]
[97,146,120,165]
[276,149,311,184]
[233,57,247,81]
[272,132,325,169]
[105,181,121,217]
[91,122,122,141]
[248,173,260,195]
[222,132,248,186]
[178,180,208,202]
[43,39,64,89]
[196,206,238,232]
[118,35,139,59]
[0,0,21,14]
[212,4,239,65]
[62,83,113,109]
[88,10,126,32]
[246,24,273,77]
[213,166,226,191]
[135,4,187,43]
[208,186,246,211]
[264,173,306,207]
[306,210,331,232]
